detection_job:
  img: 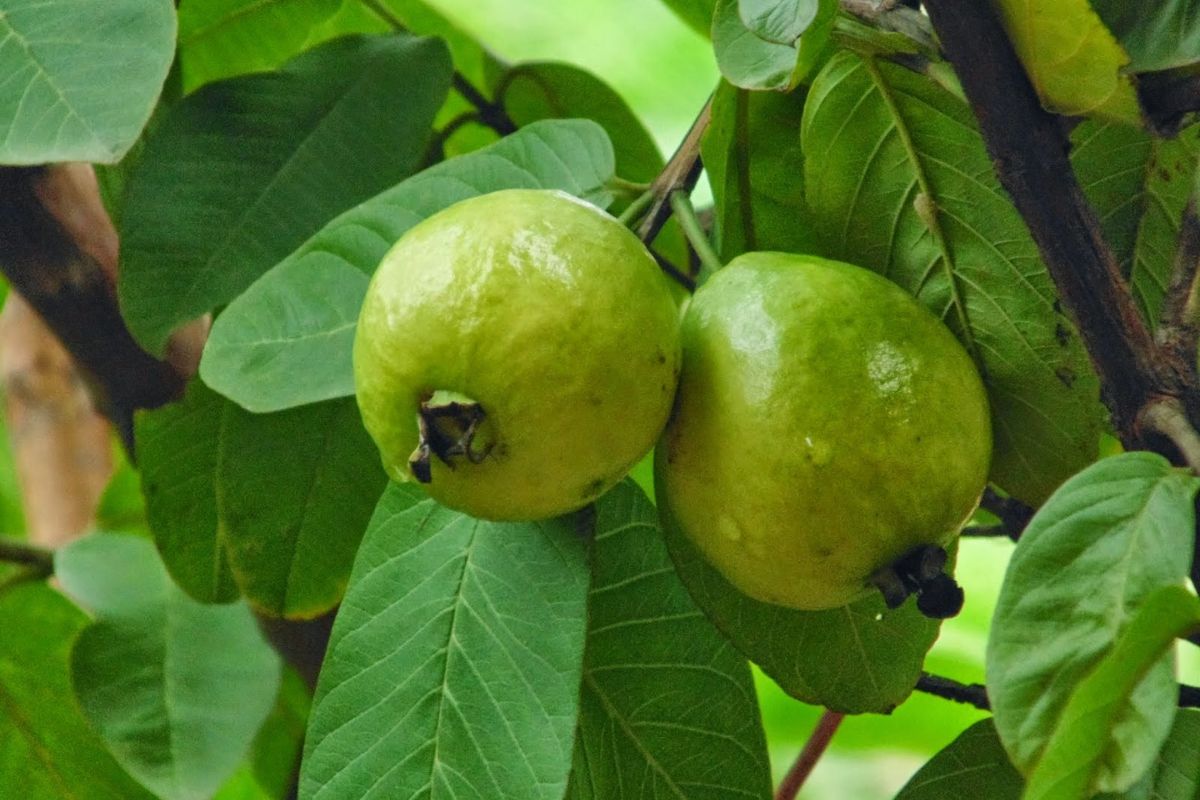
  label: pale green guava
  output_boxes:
[655,252,991,610]
[353,188,682,521]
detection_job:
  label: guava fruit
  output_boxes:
[353,188,682,521]
[655,252,991,612]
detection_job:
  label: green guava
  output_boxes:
[655,252,991,610]
[353,188,682,521]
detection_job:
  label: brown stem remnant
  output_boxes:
[922,0,1200,453]
[409,397,491,483]
[869,544,964,619]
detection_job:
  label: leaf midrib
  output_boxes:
[861,56,980,364]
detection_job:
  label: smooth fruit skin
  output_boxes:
[655,252,991,609]
[354,189,682,521]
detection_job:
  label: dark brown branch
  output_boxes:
[922,0,1200,451]
[0,167,185,446]
[774,710,844,800]
[0,537,53,571]
[636,97,712,247]
[916,672,990,710]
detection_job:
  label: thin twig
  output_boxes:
[774,710,844,800]
[650,248,696,292]
[636,97,713,247]
[668,190,723,279]
[915,672,990,710]
[0,537,54,572]
[979,487,1035,540]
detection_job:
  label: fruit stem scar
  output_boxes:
[868,545,964,619]
[408,398,492,484]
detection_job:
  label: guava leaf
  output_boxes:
[987,452,1200,793]
[1090,1,1200,73]
[299,483,590,800]
[657,0,718,37]
[0,583,156,800]
[894,719,1023,800]
[566,481,772,800]
[136,380,384,618]
[657,480,941,714]
[1025,586,1200,799]
[1073,120,1200,326]
[200,119,617,413]
[0,0,175,164]
[802,52,1103,506]
[216,396,386,618]
[56,533,282,800]
[702,80,822,261]
[118,33,452,357]
[991,0,1140,124]
[136,380,240,604]
[737,0,817,45]
[712,0,799,91]
[501,62,663,185]
[1071,121,1155,278]
[177,0,342,94]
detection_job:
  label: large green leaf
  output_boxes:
[118,33,452,356]
[0,0,175,164]
[1073,121,1200,326]
[200,119,617,413]
[137,380,240,604]
[57,533,281,800]
[802,51,1102,506]
[987,452,1200,793]
[991,0,1140,124]
[177,0,342,93]
[1091,1,1200,72]
[567,481,771,800]
[1025,585,1200,799]
[712,0,799,91]
[137,379,384,618]
[300,484,590,800]
[657,473,941,713]
[0,583,155,800]
[217,396,386,617]
[702,80,821,261]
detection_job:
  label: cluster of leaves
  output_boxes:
[3,0,1200,798]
